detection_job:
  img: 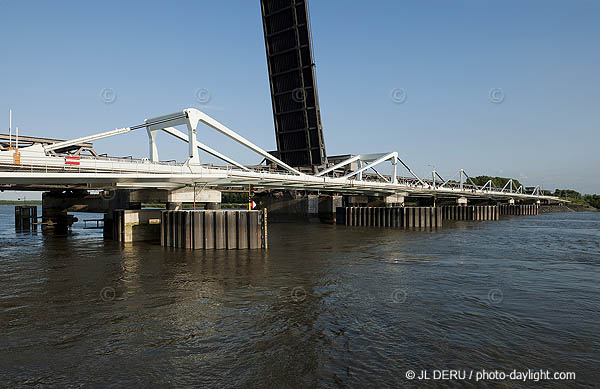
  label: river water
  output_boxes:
[0,206,598,388]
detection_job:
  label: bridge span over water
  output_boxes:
[0,108,559,203]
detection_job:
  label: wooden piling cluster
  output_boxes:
[442,205,499,221]
[336,207,443,228]
[15,206,38,230]
[500,204,538,216]
[161,210,267,249]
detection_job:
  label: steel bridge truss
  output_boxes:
[0,108,558,201]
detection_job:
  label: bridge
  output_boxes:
[0,108,557,203]
[0,0,563,247]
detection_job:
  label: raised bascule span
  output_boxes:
[0,107,558,202]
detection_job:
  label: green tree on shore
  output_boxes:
[471,176,523,190]
[553,189,600,209]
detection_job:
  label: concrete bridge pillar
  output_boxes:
[345,195,368,207]
[384,193,406,208]
[258,191,319,222]
[508,198,515,205]
[457,197,468,206]
[319,195,343,224]
[112,209,162,242]
[102,190,136,238]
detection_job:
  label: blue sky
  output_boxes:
[1,0,599,199]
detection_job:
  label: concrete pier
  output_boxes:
[112,209,162,242]
[336,207,442,228]
[161,209,267,249]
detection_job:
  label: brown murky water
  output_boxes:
[1,206,599,387]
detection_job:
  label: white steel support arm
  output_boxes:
[316,155,361,177]
[187,109,302,176]
[161,127,249,171]
[357,160,363,180]
[185,115,200,165]
[46,113,188,154]
[370,166,387,181]
[439,170,461,189]
[434,171,445,185]
[502,179,513,193]
[342,152,397,180]
[461,170,480,190]
[397,157,425,186]
[44,127,132,152]
[147,128,159,162]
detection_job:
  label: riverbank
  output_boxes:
[0,200,42,206]
[540,203,597,213]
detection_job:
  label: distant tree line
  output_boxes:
[222,192,249,203]
[554,189,600,209]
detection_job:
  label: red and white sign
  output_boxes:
[65,156,80,166]
[250,201,257,209]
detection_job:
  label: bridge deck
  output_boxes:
[0,145,559,202]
